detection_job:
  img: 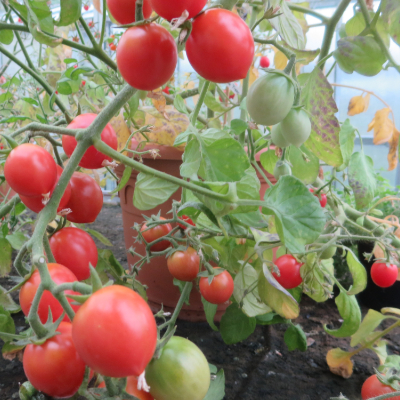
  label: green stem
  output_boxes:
[99,0,107,46]
[191,80,210,125]
[27,285,48,337]
[43,234,55,263]
[0,194,21,219]
[135,0,144,21]
[252,160,273,187]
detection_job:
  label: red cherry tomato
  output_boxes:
[49,227,98,281]
[186,9,254,83]
[371,262,398,288]
[72,285,157,377]
[109,42,117,51]
[19,263,81,324]
[199,268,234,304]
[23,322,86,398]
[177,215,195,230]
[162,85,170,95]
[141,217,172,252]
[272,255,303,289]
[20,165,72,214]
[361,375,400,400]
[84,4,89,10]
[149,0,207,20]
[107,0,152,25]
[65,172,103,223]
[309,188,327,208]
[260,56,270,68]
[117,23,177,91]
[62,113,117,169]
[4,144,57,197]
[167,247,200,282]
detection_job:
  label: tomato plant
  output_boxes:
[167,247,200,281]
[186,9,254,83]
[272,255,303,289]
[361,375,400,400]
[146,336,210,400]
[117,24,178,91]
[19,263,81,323]
[141,217,172,251]
[62,114,118,169]
[149,0,207,20]
[72,285,157,377]
[49,227,98,281]
[23,322,86,398]
[107,0,152,25]
[4,144,57,197]
[371,262,398,288]
[199,269,234,304]
[65,172,103,223]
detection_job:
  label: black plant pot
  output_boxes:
[357,241,400,310]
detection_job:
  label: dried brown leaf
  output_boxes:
[347,93,370,116]
[388,127,400,171]
[368,108,394,145]
[326,348,354,379]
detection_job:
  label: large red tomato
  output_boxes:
[185,9,254,83]
[361,375,400,400]
[62,114,118,170]
[107,0,152,25]
[19,165,71,214]
[167,247,200,281]
[49,227,98,281]
[272,255,303,289]
[4,143,57,197]
[23,322,86,398]
[19,263,81,323]
[116,23,178,91]
[149,0,207,20]
[141,217,172,252]
[65,172,103,223]
[72,285,157,378]
[199,268,234,304]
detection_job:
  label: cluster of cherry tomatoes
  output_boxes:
[106,0,255,91]
[141,215,235,305]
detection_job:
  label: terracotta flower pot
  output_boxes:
[115,141,276,322]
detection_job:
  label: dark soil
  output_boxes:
[1,205,398,400]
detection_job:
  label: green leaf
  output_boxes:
[0,285,21,313]
[203,369,225,400]
[127,92,140,118]
[301,68,343,168]
[234,167,260,214]
[204,91,228,113]
[287,145,319,185]
[110,166,132,195]
[269,0,305,49]
[338,119,356,170]
[220,303,256,345]
[86,229,113,247]
[22,97,39,106]
[388,8,400,46]
[260,150,278,175]
[263,175,325,253]
[233,264,272,317]
[350,309,387,347]
[201,296,218,332]
[0,30,14,45]
[278,42,320,65]
[0,305,15,340]
[258,263,300,320]
[346,249,367,295]
[55,0,82,26]
[0,92,13,104]
[174,94,189,115]
[64,58,78,64]
[333,36,387,77]
[0,238,12,277]
[6,232,28,250]
[133,172,179,211]
[230,119,248,135]
[324,291,362,338]
[348,151,376,210]
[284,323,307,351]
[178,201,219,227]
[181,138,201,179]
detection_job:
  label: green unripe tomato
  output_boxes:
[320,246,337,260]
[280,108,311,147]
[273,160,291,181]
[247,71,295,126]
[146,336,210,400]
[271,124,289,148]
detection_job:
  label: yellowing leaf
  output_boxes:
[368,108,394,145]
[274,50,288,70]
[326,348,354,379]
[249,66,259,87]
[109,112,131,155]
[347,93,370,116]
[388,127,400,171]
[147,89,167,119]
